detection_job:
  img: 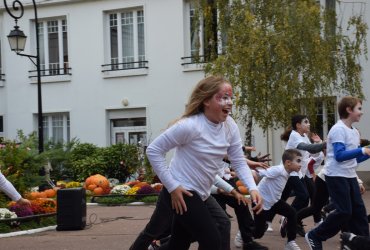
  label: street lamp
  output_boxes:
[3,0,44,153]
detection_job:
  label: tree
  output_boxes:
[193,0,368,145]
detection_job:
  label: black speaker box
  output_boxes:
[57,187,86,231]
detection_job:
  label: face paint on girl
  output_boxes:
[215,84,233,108]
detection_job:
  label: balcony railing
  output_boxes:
[29,62,72,78]
[181,55,206,66]
[101,60,149,72]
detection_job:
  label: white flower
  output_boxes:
[111,184,131,194]
[0,208,17,219]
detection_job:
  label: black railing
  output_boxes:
[0,212,56,223]
[181,55,206,66]
[101,60,149,72]
[0,73,5,81]
[28,68,72,78]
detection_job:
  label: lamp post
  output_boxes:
[3,0,43,153]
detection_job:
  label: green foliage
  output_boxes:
[140,196,158,204]
[100,143,141,182]
[193,0,368,142]
[66,142,141,182]
[0,131,46,195]
[95,196,135,205]
[0,216,56,234]
[68,143,106,181]
[43,138,78,181]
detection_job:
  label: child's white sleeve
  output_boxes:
[0,172,21,202]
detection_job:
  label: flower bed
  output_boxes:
[90,193,158,205]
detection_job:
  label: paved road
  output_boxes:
[1,193,370,250]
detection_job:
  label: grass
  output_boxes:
[0,216,56,234]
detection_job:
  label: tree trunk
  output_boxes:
[244,115,253,158]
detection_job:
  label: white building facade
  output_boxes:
[0,0,369,171]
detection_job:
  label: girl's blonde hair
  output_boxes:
[182,75,229,118]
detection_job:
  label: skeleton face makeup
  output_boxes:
[215,84,233,107]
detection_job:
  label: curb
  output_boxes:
[0,225,57,238]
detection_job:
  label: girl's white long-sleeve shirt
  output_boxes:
[0,172,21,201]
[146,113,257,201]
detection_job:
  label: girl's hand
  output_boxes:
[230,189,249,206]
[16,197,31,206]
[249,190,263,214]
[170,186,193,215]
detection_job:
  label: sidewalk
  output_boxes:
[1,193,370,250]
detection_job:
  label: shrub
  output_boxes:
[0,131,46,195]
[100,144,141,182]
[141,196,158,204]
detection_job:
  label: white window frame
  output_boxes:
[102,8,148,78]
[182,1,205,70]
[183,1,226,71]
[30,17,71,83]
[41,113,70,144]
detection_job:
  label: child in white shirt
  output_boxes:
[254,149,303,250]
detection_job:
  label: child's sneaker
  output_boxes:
[266,221,273,232]
[305,231,323,250]
[234,230,243,248]
[285,240,301,250]
[280,217,287,238]
[148,240,160,250]
[340,232,356,250]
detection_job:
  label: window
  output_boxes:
[108,108,147,145]
[103,9,147,72]
[311,98,336,139]
[182,1,224,66]
[42,113,70,144]
[34,18,70,77]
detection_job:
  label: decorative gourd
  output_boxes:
[29,192,41,200]
[84,174,110,194]
[44,189,56,198]
[237,186,249,195]
[87,184,97,191]
[236,180,243,187]
[38,192,48,199]
[93,187,104,195]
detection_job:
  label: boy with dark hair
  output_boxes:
[253,149,303,250]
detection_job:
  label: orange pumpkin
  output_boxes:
[44,189,56,198]
[237,186,249,195]
[236,180,243,187]
[30,191,41,200]
[87,184,97,191]
[93,187,104,195]
[38,192,48,198]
